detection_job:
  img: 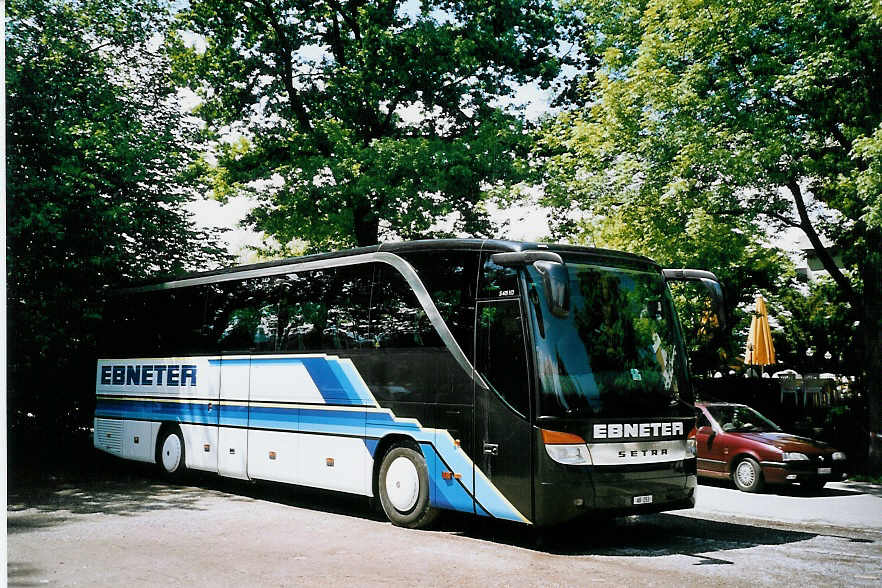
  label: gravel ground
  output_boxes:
[7,454,882,587]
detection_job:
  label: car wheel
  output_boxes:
[378,445,439,529]
[156,427,186,478]
[732,457,764,493]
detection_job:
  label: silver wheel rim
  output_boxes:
[386,456,419,512]
[162,434,182,472]
[736,461,756,487]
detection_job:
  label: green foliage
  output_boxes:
[540,0,881,365]
[542,0,882,468]
[169,0,560,248]
[769,279,857,373]
[6,0,230,430]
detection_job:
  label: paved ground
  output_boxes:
[7,457,882,587]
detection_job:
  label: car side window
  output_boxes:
[697,411,712,430]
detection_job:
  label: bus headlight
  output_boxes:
[832,451,846,461]
[545,444,593,466]
[686,438,697,457]
[782,452,809,462]
[541,429,593,465]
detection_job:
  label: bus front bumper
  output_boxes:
[534,459,697,526]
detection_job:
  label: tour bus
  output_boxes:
[94,239,724,528]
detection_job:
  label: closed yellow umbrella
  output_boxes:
[745,295,775,366]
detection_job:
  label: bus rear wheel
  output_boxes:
[378,446,439,529]
[156,427,186,478]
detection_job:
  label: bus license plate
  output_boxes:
[818,467,832,474]
[633,495,653,505]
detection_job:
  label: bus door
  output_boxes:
[474,298,533,522]
[217,356,250,479]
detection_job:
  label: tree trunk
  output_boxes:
[860,234,882,474]
[353,201,380,246]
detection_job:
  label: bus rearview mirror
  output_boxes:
[534,260,570,318]
[662,268,727,332]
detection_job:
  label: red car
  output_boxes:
[694,402,848,492]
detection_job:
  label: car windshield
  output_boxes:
[527,260,692,418]
[706,405,781,433]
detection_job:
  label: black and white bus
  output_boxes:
[94,239,723,527]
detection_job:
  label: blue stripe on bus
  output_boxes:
[97,354,530,523]
[336,359,377,406]
[363,438,379,458]
[219,404,249,428]
[421,443,480,515]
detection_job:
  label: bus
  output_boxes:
[93,239,724,528]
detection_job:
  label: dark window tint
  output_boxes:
[371,265,441,349]
[206,278,282,353]
[352,264,471,404]
[278,269,336,351]
[476,299,530,417]
[398,250,479,358]
[479,252,520,300]
[277,264,373,352]
[102,286,211,356]
[325,264,373,350]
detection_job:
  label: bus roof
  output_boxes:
[118,239,658,291]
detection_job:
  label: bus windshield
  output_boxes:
[527,261,691,418]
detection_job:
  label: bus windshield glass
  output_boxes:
[527,261,691,418]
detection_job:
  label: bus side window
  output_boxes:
[323,264,373,350]
[479,253,519,300]
[208,277,281,353]
[371,266,441,349]
[278,268,336,352]
[398,250,480,361]
[476,300,530,417]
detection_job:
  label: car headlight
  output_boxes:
[782,452,810,461]
[686,438,697,457]
[832,451,846,461]
[545,444,593,465]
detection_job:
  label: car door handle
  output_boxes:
[483,443,499,456]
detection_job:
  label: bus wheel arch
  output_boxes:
[375,437,439,529]
[155,423,187,478]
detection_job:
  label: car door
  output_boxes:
[696,408,727,476]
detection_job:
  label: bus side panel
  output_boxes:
[219,358,250,479]
[247,429,300,484]
[123,420,157,462]
[181,424,219,471]
[297,432,371,494]
[94,418,124,457]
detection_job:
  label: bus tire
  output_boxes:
[732,456,764,493]
[156,426,186,478]
[378,446,439,529]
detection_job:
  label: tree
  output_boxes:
[168,0,560,250]
[540,0,882,469]
[6,0,228,436]
[771,279,858,375]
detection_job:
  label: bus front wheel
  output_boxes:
[378,446,439,529]
[156,427,186,478]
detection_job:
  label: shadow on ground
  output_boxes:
[439,512,845,564]
[9,436,875,564]
[11,451,858,566]
[7,448,382,534]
